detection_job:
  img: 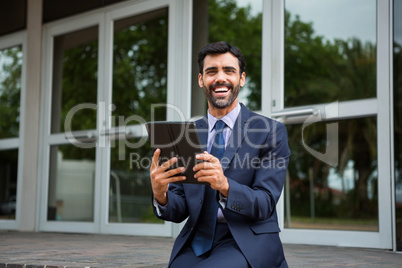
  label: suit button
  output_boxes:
[200,199,202,204]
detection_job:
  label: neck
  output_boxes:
[208,100,238,119]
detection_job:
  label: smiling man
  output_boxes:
[150,41,290,267]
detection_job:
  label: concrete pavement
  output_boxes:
[0,231,401,267]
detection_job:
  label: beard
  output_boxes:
[202,81,241,109]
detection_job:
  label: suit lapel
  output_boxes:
[193,117,209,211]
[195,116,209,152]
[221,104,251,171]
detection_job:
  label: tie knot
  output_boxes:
[214,120,226,133]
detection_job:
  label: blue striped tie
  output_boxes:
[191,120,226,256]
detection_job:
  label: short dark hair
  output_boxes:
[198,41,246,75]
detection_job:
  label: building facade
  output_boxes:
[0,0,401,251]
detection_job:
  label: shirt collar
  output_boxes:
[207,102,241,133]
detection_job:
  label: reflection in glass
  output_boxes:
[0,45,22,138]
[51,26,98,133]
[0,149,18,220]
[394,0,402,251]
[284,0,376,107]
[109,138,162,224]
[284,117,378,231]
[48,145,95,222]
[209,0,262,110]
[112,9,168,126]
[191,0,262,112]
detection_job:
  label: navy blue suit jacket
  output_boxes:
[154,105,290,267]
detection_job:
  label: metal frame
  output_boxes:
[0,31,27,230]
[269,0,394,249]
[38,0,193,236]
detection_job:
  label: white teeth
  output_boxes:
[214,87,229,92]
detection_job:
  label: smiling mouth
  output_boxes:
[213,87,230,93]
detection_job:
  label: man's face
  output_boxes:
[198,52,246,109]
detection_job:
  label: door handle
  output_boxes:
[65,130,97,140]
[271,108,318,124]
[271,107,318,118]
[100,128,130,136]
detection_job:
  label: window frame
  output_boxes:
[264,0,394,249]
[0,30,27,230]
[38,0,192,236]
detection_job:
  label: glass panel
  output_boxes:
[109,9,168,224]
[210,0,262,110]
[0,45,22,138]
[112,9,168,126]
[51,26,98,133]
[0,149,18,220]
[192,0,263,114]
[109,137,163,224]
[284,117,378,231]
[284,0,376,107]
[47,144,96,222]
[394,0,402,252]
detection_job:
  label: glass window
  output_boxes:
[109,138,162,224]
[51,26,98,134]
[108,9,168,224]
[192,0,263,113]
[284,117,378,231]
[0,149,18,220]
[0,45,22,139]
[47,145,96,222]
[394,0,402,252]
[0,44,22,222]
[284,0,377,108]
[112,8,168,125]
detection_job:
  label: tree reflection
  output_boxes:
[284,11,378,229]
[394,40,402,248]
[208,0,262,110]
[0,46,22,139]
[285,12,376,106]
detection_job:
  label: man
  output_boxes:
[150,41,290,267]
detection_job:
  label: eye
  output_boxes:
[224,68,236,73]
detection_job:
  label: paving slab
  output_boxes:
[1,231,402,267]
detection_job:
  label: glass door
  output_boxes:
[269,0,392,248]
[99,6,172,236]
[39,14,103,233]
[0,32,25,230]
[40,0,192,236]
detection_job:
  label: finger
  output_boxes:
[164,175,187,184]
[196,152,220,163]
[193,161,219,172]
[196,175,214,184]
[194,168,220,179]
[151,148,161,170]
[164,166,186,178]
[160,157,178,171]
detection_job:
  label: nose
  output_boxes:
[215,71,227,84]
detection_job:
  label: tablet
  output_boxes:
[145,121,207,184]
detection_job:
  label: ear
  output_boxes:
[240,72,246,87]
[198,73,204,88]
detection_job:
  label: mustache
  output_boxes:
[209,82,233,91]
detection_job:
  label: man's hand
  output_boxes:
[193,151,229,197]
[150,148,186,205]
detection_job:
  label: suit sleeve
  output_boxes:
[152,183,190,223]
[224,121,290,221]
